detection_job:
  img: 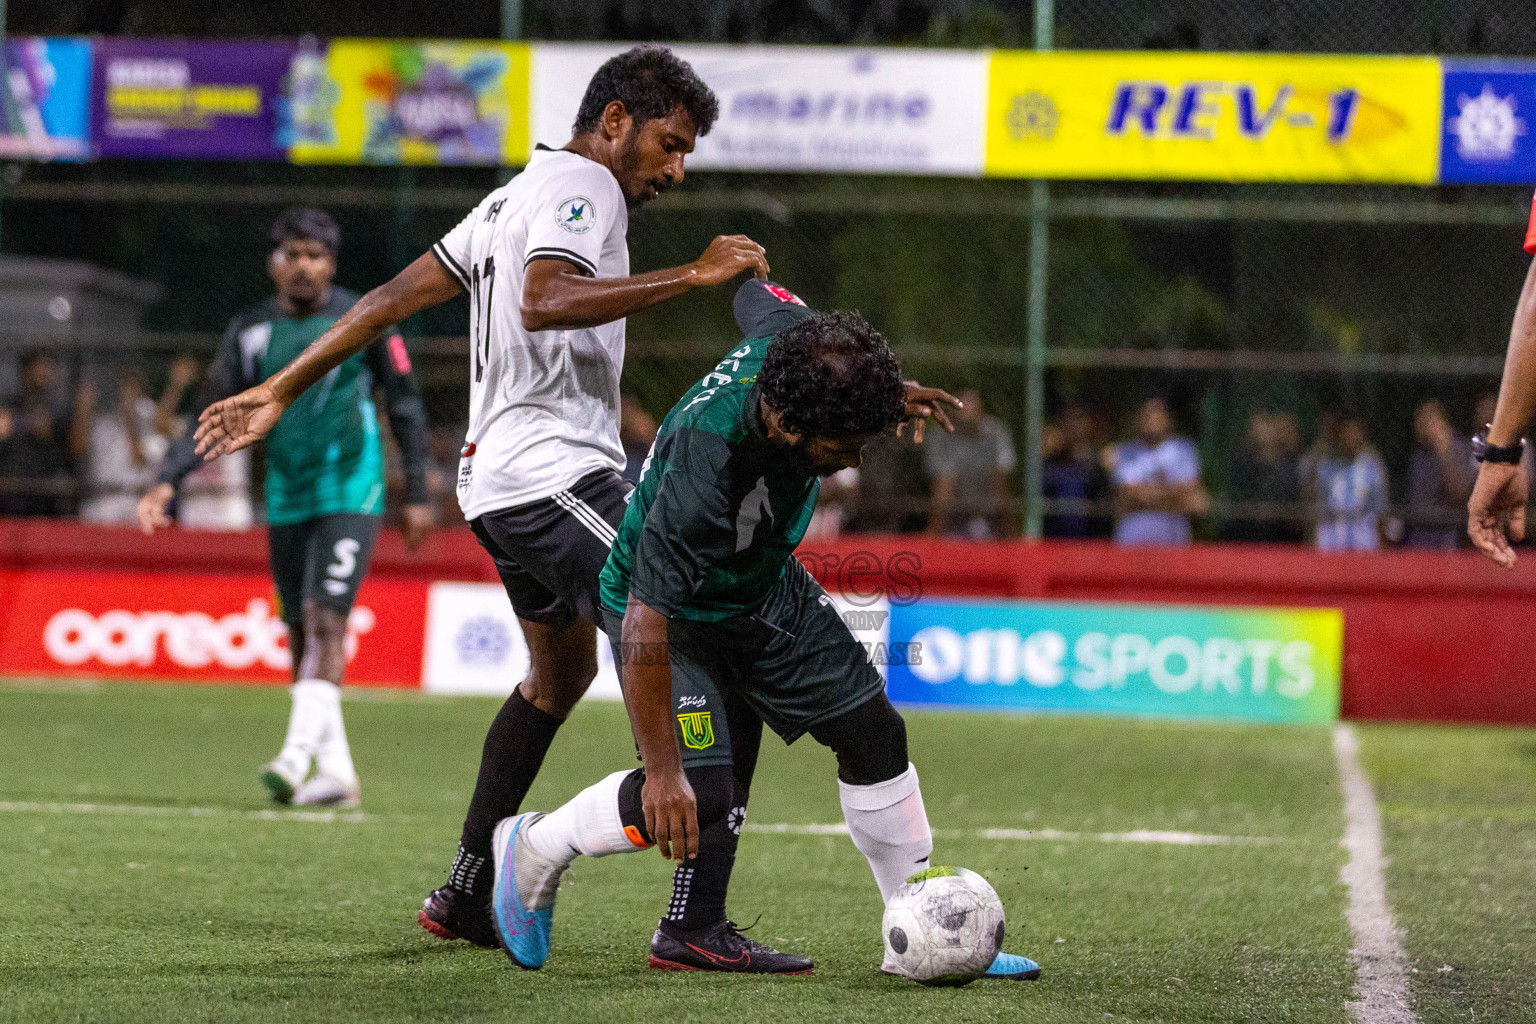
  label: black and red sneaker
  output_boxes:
[417,885,499,949]
[648,918,813,974]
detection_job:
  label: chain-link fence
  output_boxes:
[3,0,1533,547]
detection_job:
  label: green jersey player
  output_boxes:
[485,282,1042,980]
[140,208,432,809]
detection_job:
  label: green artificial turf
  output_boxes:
[1358,722,1536,1023]
[0,681,1358,1023]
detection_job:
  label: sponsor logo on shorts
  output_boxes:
[677,711,715,749]
[678,694,707,709]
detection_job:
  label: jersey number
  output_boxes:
[470,255,495,383]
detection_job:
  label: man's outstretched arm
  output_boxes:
[619,596,697,865]
[194,253,462,460]
[1470,256,1536,567]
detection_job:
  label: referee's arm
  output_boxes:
[1469,256,1536,566]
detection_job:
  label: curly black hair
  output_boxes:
[270,207,339,256]
[572,46,719,138]
[759,311,907,440]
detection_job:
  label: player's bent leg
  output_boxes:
[811,695,1042,981]
[421,616,597,947]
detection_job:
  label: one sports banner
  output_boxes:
[91,38,298,160]
[531,43,989,176]
[290,39,531,166]
[985,51,1442,183]
[1,37,93,161]
[886,598,1342,724]
[1439,60,1536,184]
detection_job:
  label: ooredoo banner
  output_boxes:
[985,51,1443,183]
[91,38,298,160]
[0,569,427,687]
[532,43,988,175]
[886,598,1342,723]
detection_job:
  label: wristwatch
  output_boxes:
[1472,426,1527,465]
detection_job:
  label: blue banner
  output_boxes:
[886,599,1342,724]
[1440,60,1536,184]
[1,38,93,161]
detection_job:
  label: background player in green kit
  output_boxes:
[139,208,432,809]
[485,284,1041,980]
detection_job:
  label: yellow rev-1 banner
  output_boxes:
[986,52,1442,183]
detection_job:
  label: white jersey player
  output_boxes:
[189,46,769,949]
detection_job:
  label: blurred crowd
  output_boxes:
[0,346,1515,552]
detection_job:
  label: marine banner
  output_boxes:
[1,37,93,161]
[531,43,989,175]
[1439,60,1536,184]
[91,38,297,160]
[290,39,531,166]
[886,598,1342,723]
[985,51,1442,183]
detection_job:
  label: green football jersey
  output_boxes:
[599,338,822,622]
[161,288,429,526]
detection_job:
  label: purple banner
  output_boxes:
[91,39,296,159]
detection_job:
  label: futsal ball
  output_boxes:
[882,866,1005,986]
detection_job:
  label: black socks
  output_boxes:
[456,687,563,880]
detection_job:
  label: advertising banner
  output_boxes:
[886,598,1341,723]
[291,39,530,166]
[420,581,890,696]
[532,43,988,175]
[91,38,297,160]
[1,37,92,160]
[985,51,1442,183]
[1439,60,1536,184]
[0,569,427,687]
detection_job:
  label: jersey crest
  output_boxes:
[556,195,594,234]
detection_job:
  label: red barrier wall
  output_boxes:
[4,519,1534,724]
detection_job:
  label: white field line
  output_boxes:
[745,822,1277,846]
[1332,724,1417,1024]
[0,799,1270,846]
[0,800,368,824]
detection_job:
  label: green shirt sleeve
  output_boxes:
[628,428,739,618]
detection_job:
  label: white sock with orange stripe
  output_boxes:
[524,770,645,863]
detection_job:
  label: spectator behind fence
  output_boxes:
[174,356,253,531]
[1041,403,1110,539]
[847,429,929,533]
[1315,414,1388,552]
[1404,398,1474,549]
[0,349,86,517]
[923,389,1016,539]
[78,366,176,525]
[1108,397,1208,546]
[619,393,658,486]
[1220,410,1303,544]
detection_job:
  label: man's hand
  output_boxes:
[402,502,434,551]
[137,483,174,535]
[1469,461,1529,568]
[194,382,286,461]
[687,235,769,288]
[898,382,962,444]
[641,767,698,864]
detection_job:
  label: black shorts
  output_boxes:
[267,513,382,624]
[470,469,630,627]
[602,558,887,769]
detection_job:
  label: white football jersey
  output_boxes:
[433,146,630,518]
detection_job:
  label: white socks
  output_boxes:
[524,770,646,864]
[276,679,355,783]
[840,763,934,904]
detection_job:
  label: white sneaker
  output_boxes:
[260,759,306,804]
[293,774,361,809]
